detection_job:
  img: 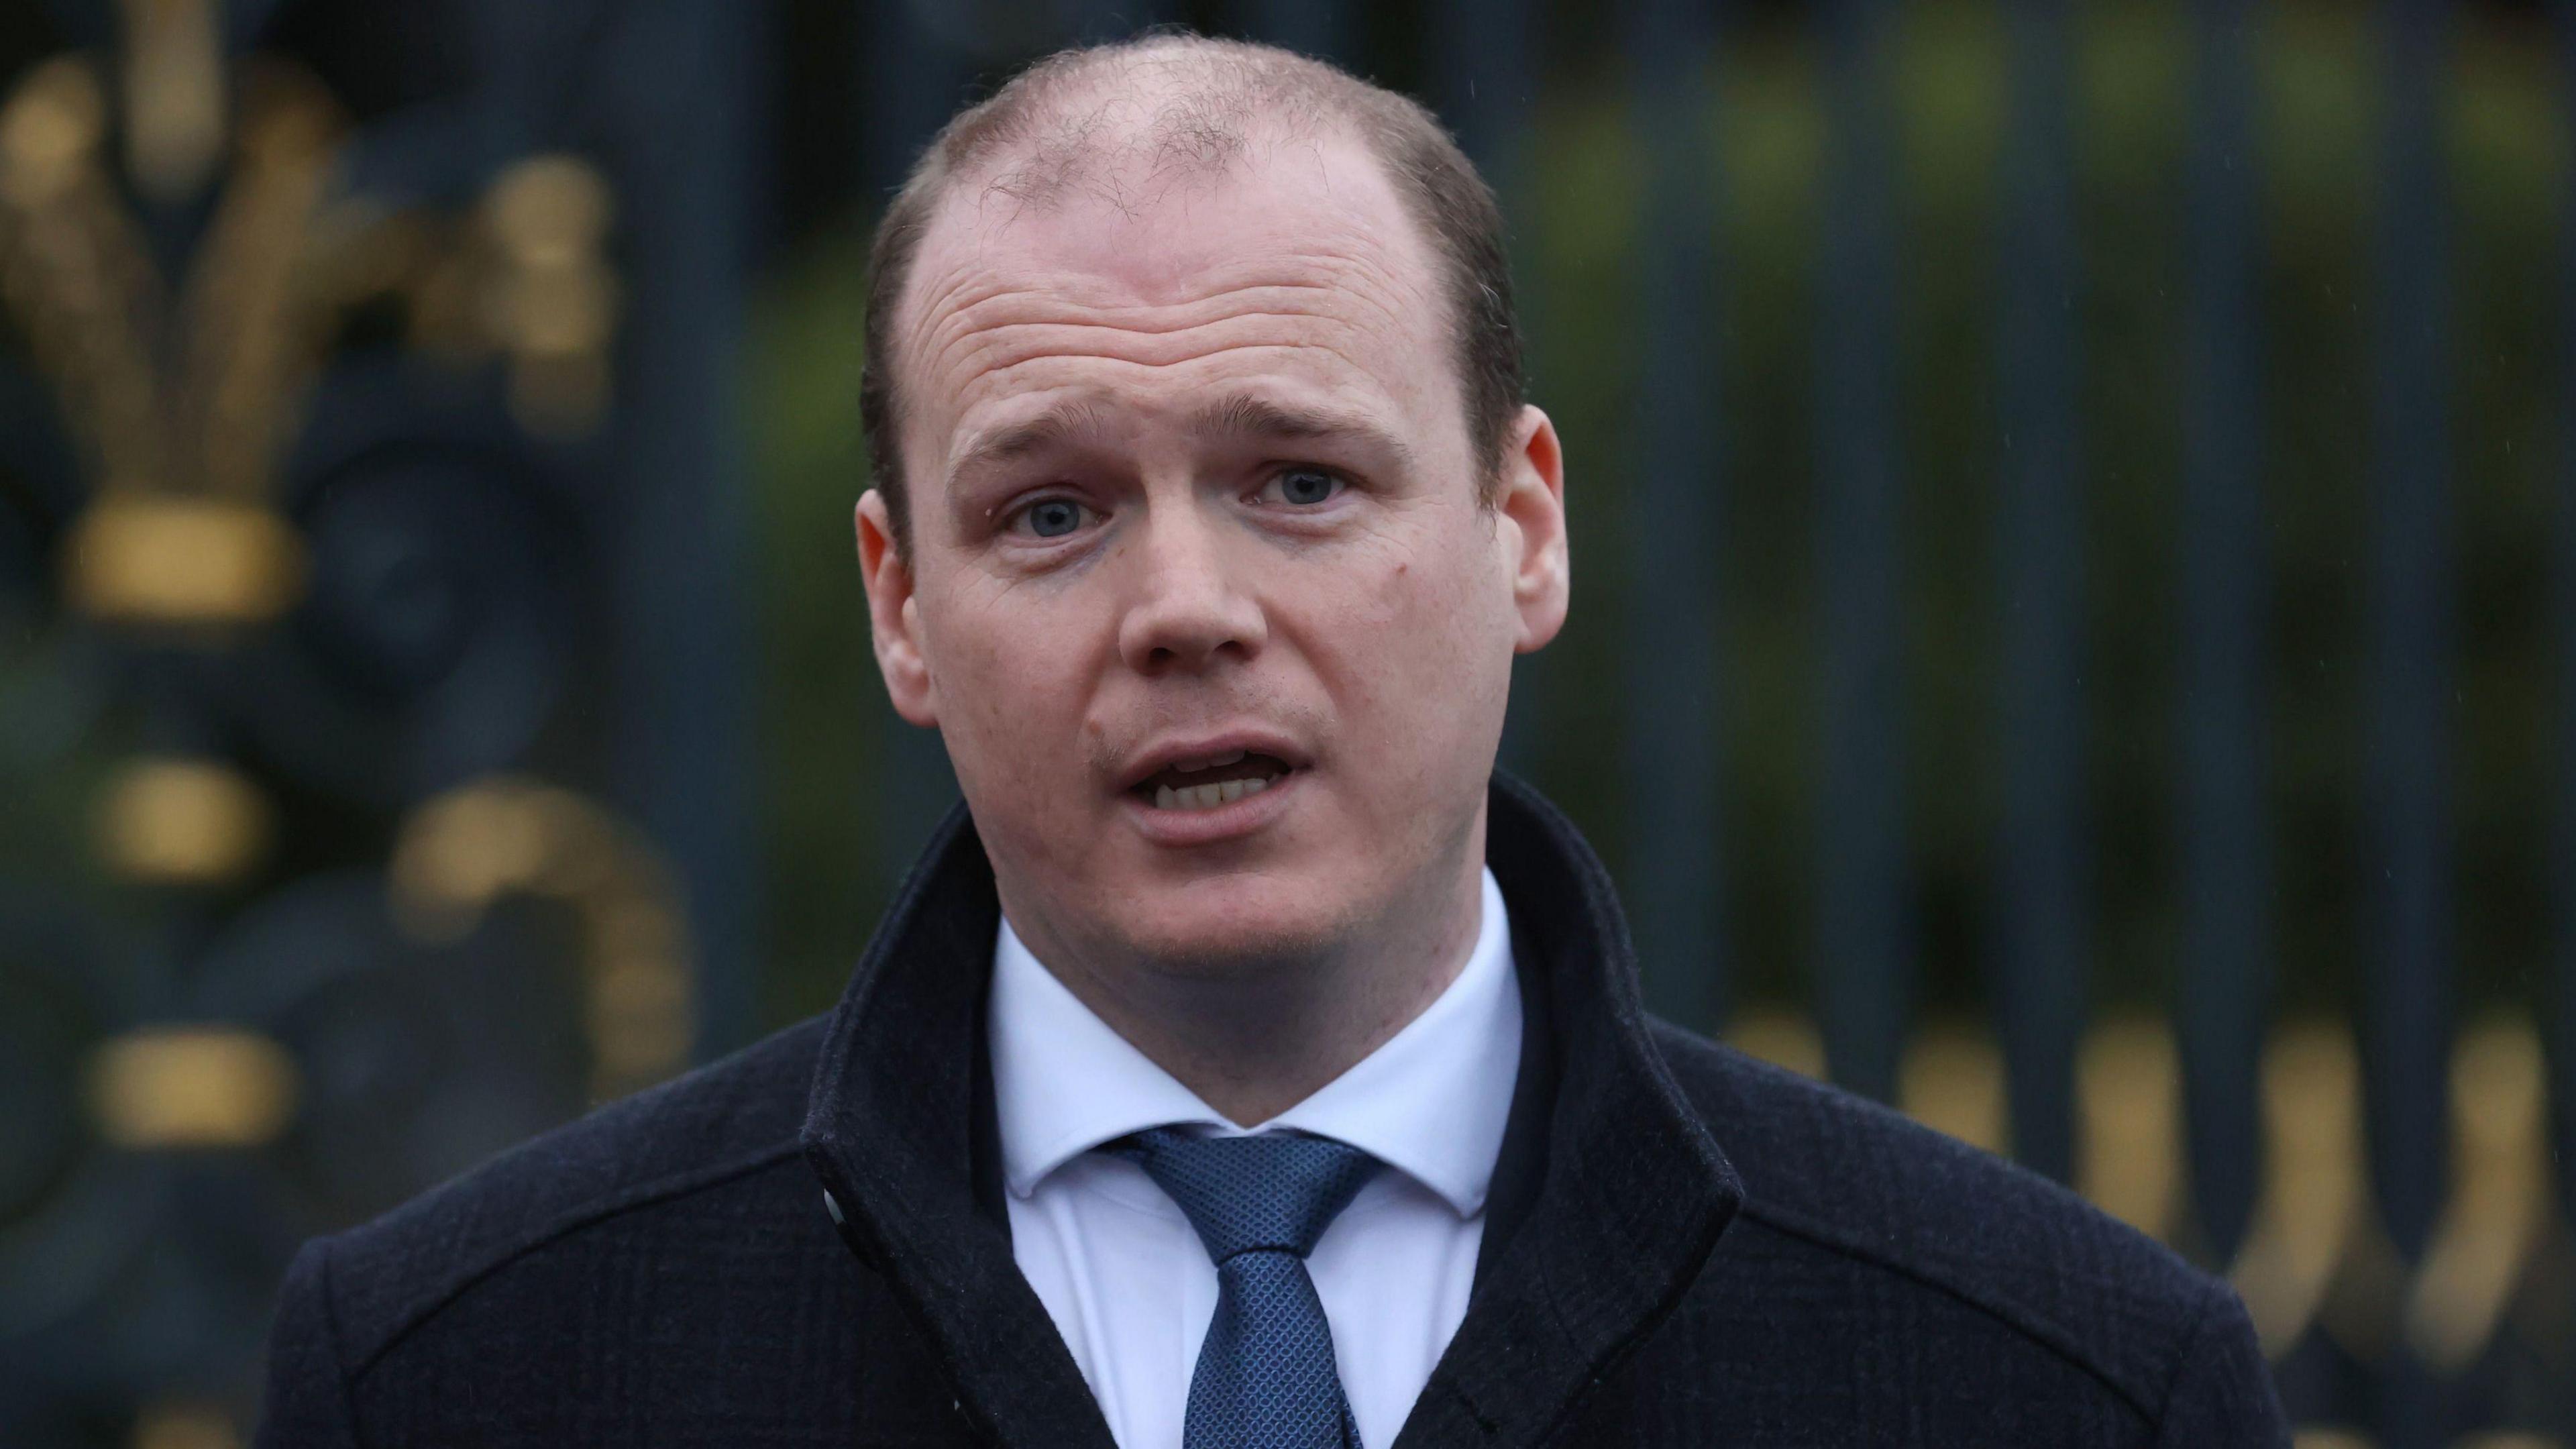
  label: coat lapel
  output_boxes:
[799,775,1743,1449]
[800,806,1117,1449]
[1393,776,1743,1449]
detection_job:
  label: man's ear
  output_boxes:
[856,490,940,727]
[1495,405,1569,653]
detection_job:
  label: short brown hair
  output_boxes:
[861,32,1523,556]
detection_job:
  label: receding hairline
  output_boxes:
[861,31,1524,555]
[969,48,1358,208]
[894,97,1432,367]
[924,36,1383,203]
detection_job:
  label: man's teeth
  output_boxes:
[1152,775,1273,811]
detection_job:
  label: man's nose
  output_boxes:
[1116,507,1267,674]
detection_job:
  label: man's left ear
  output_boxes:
[1495,404,1569,653]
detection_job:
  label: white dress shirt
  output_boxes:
[989,867,1522,1449]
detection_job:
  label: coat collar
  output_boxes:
[800,773,1743,1449]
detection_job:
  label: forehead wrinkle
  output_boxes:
[927,312,1331,421]
[904,261,1342,398]
[945,347,1391,445]
[995,254,1417,339]
[943,282,1345,348]
[918,270,1406,415]
[950,315,1370,379]
[943,318,1397,425]
[914,254,1427,416]
[940,210,1405,305]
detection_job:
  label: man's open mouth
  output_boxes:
[1133,750,1293,811]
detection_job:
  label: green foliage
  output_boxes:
[743,224,893,1025]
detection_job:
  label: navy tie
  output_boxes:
[1112,1127,1383,1449]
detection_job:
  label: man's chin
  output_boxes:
[1099,890,1362,985]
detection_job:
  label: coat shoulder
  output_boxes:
[1647,1017,2239,1418]
[311,1015,832,1369]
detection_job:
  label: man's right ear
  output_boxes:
[855,490,940,728]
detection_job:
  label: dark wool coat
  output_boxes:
[254,775,2289,1447]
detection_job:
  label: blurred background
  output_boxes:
[0,0,2567,1444]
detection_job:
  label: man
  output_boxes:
[256,32,2286,1448]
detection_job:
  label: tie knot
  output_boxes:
[1112,1127,1382,1264]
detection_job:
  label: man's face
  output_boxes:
[858,127,1566,977]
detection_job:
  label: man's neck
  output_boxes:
[1000,860,1487,1126]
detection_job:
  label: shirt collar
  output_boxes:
[988,867,1522,1218]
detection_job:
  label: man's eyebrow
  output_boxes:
[1188,393,1416,470]
[949,400,1114,482]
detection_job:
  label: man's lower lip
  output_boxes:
[1121,769,1301,842]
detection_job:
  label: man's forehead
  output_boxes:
[902,126,1436,335]
[888,124,1461,485]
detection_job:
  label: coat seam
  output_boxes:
[1521,1175,1740,1446]
[1731,1198,2166,1424]
[311,1234,370,1449]
[2141,1279,2226,1446]
[343,1139,808,1380]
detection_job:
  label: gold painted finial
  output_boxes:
[89,1026,300,1148]
[119,0,226,201]
[0,58,107,206]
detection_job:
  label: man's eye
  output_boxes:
[1017,498,1090,538]
[1267,468,1344,507]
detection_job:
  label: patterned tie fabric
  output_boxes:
[1110,1127,1384,1449]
